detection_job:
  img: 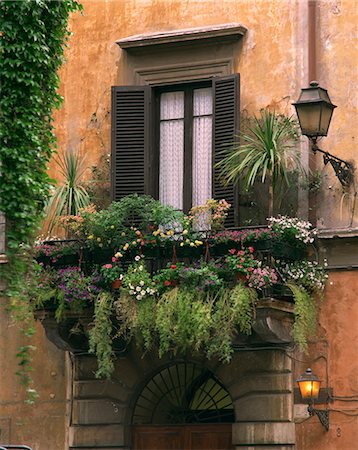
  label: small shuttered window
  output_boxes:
[111,74,240,227]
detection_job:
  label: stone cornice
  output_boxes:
[117,23,247,50]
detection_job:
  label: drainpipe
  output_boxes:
[308,0,317,225]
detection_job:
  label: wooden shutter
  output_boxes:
[111,86,152,200]
[212,75,240,227]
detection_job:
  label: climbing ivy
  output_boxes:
[0,0,82,401]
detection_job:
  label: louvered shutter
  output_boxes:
[111,86,152,200]
[212,75,240,227]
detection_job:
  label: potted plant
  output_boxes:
[216,109,305,217]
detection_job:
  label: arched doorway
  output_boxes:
[132,362,234,449]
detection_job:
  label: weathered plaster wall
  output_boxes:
[295,270,358,450]
[3,1,357,449]
[0,290,67,449]
[314,0,358,228]
[51,0,308,185]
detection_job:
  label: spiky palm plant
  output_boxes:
[217,109,305,216]
[45,150,90,233]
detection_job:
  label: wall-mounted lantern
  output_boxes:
[297,368,329,431]
[293,81,354,188]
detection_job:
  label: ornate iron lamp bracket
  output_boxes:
[311,138,354,188]
[308,403,330,431]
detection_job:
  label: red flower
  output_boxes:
[249,246,254,254]
[229,248,236,255]
[170,264,177,269]
[152,239,156,244]
[164,280,171,286]
[149,225,155,230]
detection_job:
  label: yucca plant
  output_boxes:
[45,150,90,233]
[217,109,305,216]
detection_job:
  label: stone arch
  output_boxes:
[131,360,235,425]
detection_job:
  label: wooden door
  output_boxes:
[132,424,233,450]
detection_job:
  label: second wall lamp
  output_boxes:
[293,81,354,188]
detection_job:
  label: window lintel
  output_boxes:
[117,23,247,50]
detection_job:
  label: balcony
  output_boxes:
[33,196,326,378]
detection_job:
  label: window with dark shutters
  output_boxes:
[111,86,151,200]
[111,75,240,226]
[212,75,240,227]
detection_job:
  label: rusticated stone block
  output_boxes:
[74,379,133,403]
[72,399,125,425]
[230,372,292,400]
[233,422,295,446]
[69,424,124,447]
[234,393,293,422]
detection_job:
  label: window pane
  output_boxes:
[159,91,184,209]
[193,88,212,207]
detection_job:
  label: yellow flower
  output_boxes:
[160,233,166,238]
[185,239,190,244]
[88,235,93,240]
[167,229,174,236]
[121,232,126,237]
[110,225,115,229]
[182,229,188,235]
[96,237,101,242]
[195,240,203,246]
[180,242,184,247]
[115,252,123,258]
[190,242,195,247]
[123,243,129,251]
[153,229,161,237]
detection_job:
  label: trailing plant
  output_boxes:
[0,0,82,400]
[287,283,318,353]
[217,109,304,216]
[89,292,115,379]
[45,149,90,234]
[208,285,257,362]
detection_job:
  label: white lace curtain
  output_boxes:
[159,88,212,210]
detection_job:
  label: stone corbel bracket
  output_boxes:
[253,298,295,344]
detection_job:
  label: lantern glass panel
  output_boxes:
[319,104,334,136]
[295,103,322,137]
[298,379,321,400]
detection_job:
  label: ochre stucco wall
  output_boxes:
[0,293,67,449]
[295,270,358,450]
[2,1,357,449]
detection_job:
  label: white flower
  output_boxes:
[141,290,146,295]
[136,294,142,300]
[139,280,144,286]
[136,286,141,292]
[129,290,135,295]
[129,284,134,290]
[135,255,141,262]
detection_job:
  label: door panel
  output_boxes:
[133,426,183,449]
[187,424,233,450]
[133,424,233,450]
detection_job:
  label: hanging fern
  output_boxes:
[89,292,114,379]
[288,283,318,353]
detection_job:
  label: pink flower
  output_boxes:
[103,264,112,269]
[249,247,254,254]
[112,257,117,262]
[229,249,236,255]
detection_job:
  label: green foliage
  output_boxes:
[45,150,90,233]
[115,284,257,365]
[89,292,115,379]
[0,0,82,399]
[0,0,82,246]
[217,109,303,190]
[209,285,257,362]
[288,283,318,353]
